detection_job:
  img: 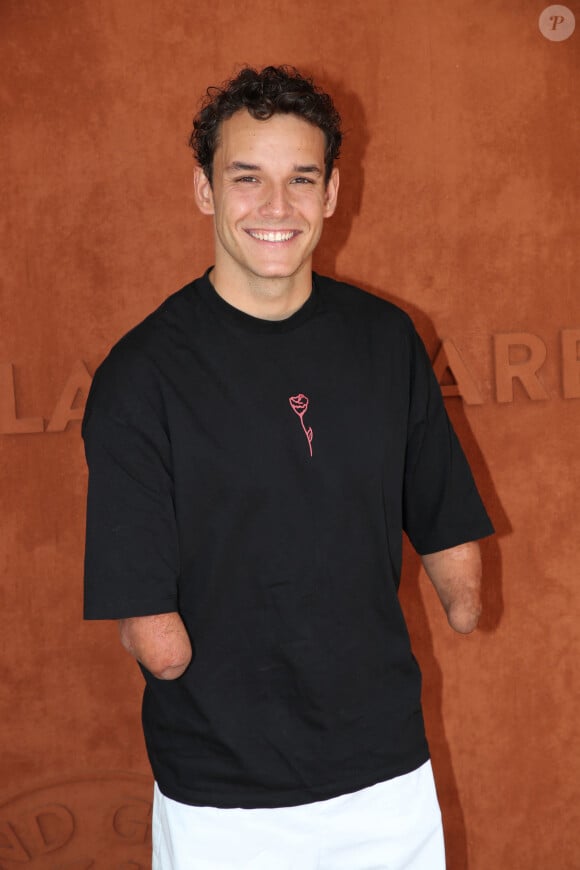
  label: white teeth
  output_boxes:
[249,230,295,242]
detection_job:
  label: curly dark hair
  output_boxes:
[189,65,342,185]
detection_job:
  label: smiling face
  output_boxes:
[194,110,339,319]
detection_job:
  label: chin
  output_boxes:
[251,259,307,281]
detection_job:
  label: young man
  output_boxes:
[83,66,493,869]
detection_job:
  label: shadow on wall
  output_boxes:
[389,319,505,870]
[383,302,505,870]
[364,289,506,870]
[312,74,368,277]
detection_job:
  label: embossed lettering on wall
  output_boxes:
[0,329,578,436]
[433,329,579,403]
[0,772,151,868]
[0,360,92,435]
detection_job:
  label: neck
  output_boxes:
[209,265,313,321]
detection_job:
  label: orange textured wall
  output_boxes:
[1,1,579,866]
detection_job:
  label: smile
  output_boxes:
[246,230,299,242]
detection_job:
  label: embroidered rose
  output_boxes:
[289,393,313,457]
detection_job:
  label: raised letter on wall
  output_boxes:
[0,363,44,434]
[47,360,93,432]
[562,329,580,399]
[493,333,549,403]
[432,339,483,404]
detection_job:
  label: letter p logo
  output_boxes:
[539,5,576,41]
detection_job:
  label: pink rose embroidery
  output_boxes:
[289,393,313,457]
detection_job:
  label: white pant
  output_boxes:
[152,761,445,869]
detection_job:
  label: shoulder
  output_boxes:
[83,276,203,428]
[107,277,201,363]
[314,273,415,336]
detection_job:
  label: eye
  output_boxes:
[291,176,315,185]
[234,175,259,183]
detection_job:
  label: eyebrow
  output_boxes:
[293,164,323,175]
[226,161,323,176]
[227,162,261,172]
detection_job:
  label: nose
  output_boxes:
[259,182,293,218]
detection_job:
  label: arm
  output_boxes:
[421,541,482,634]
[118,611,192,680]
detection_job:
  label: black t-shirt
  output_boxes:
[83,271,493,808]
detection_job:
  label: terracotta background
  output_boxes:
[1,1,579,867]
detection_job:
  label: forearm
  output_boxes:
[421,541,482,634]
[118,611,192,679]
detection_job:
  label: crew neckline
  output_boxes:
[195,268,321,334]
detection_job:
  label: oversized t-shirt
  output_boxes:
[83,270,494,809]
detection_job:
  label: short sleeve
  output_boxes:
[82,357,180,620]
[403,329,494,555]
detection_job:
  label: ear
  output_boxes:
[193,166,215,215]
[322,167,339,218]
